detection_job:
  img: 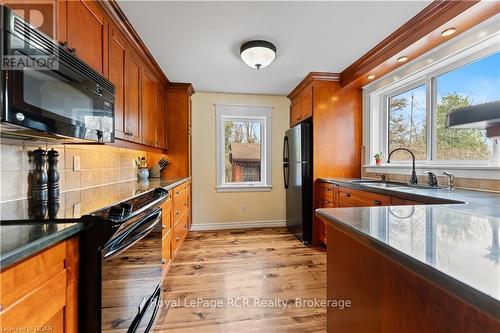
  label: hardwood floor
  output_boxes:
[154,227,327,332]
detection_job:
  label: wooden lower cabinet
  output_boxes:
[0,237,79,333]
[325,222,500,332]
[315,181,426,246]
[160,180,191,278]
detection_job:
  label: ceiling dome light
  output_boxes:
[441,28,456,37]
[397,56,409,63]
[240,40,276,70]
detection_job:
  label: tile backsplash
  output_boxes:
[0,138,146,203]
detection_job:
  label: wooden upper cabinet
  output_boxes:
[64,0,108,74]
[156,87,168,149]
[290,99,301,127]
[301,85,313,119]
[108,23,126,140]
[124,47,142,143]
[141,68,158,147]
[289,84,313,127]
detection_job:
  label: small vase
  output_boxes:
[375,159,382,166]
[137,168,149,180]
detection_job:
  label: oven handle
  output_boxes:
[103,209,162,259]
[128,284,162,333]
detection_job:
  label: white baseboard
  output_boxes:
[190,219,287,231]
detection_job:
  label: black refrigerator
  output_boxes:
[283,120,313,244]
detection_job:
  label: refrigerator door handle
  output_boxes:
[283,136,289,163]
[283,163,289,189]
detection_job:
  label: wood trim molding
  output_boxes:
[167,82,195,96]
[340,0,480,87]
[288,72,340,99]
[190,220,287,231]
[99,0,169,85]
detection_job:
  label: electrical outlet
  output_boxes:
[73,203,80,217]
[73,155,80,171]
[240,205,247,213]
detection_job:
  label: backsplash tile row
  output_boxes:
[0,138,146,202]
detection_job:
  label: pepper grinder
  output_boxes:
[32,147,48,203]
[47,148,60,200]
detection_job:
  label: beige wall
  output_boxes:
[191,92,290,227]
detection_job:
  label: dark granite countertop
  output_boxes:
[0,177,190,270]
[316,178,500,319]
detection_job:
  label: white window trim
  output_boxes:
[363,15,500,180]
[215,104,272,192]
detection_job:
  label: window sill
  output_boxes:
[215,185,272,193]
[364,164,500,180]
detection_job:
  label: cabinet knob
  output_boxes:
[176,211,180,215]
[162,224,167,229]
[342,193,351,197]
[176,237,180,241]
[372,200,382,205]
[162,259,167,264]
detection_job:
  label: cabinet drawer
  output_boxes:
[173,191,189,225]
[0,269,66,328]
[318,198,335,208]
[338,186,391,207]
[0,242,66,310]
[172,213,188,254]
[173,181,190,198]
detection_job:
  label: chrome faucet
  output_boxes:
[443,171,455,189]
[386,148,418,184]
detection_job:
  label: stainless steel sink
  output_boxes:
[350,179,442,190]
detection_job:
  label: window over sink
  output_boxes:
[215,104,272,192]
[364,16,500,180]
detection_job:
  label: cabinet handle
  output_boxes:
[162,224,167,229]
[342,193,351,197]
[176,191,180,195]
[162,259,167,264]
[176,211,180,215]
[325,188,331,192]
[372,200,382,205]
[176,237,180,241]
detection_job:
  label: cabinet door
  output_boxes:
[124,47,142,143]
[65,0,107,74]
[290,99,301,126]
[141,69,158,147]
[156,87,167,149]
[108,24,126,140]
[301,85,313,119]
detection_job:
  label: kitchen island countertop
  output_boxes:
[316,178,500,320]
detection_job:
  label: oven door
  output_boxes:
[101,209,163,333]
[1,12,114,142]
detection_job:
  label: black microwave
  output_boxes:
[0,6,115,143]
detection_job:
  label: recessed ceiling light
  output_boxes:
[240,40,276,70]
[397,56,408,63]
[367,74,376,80]
[441,28,456,37]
